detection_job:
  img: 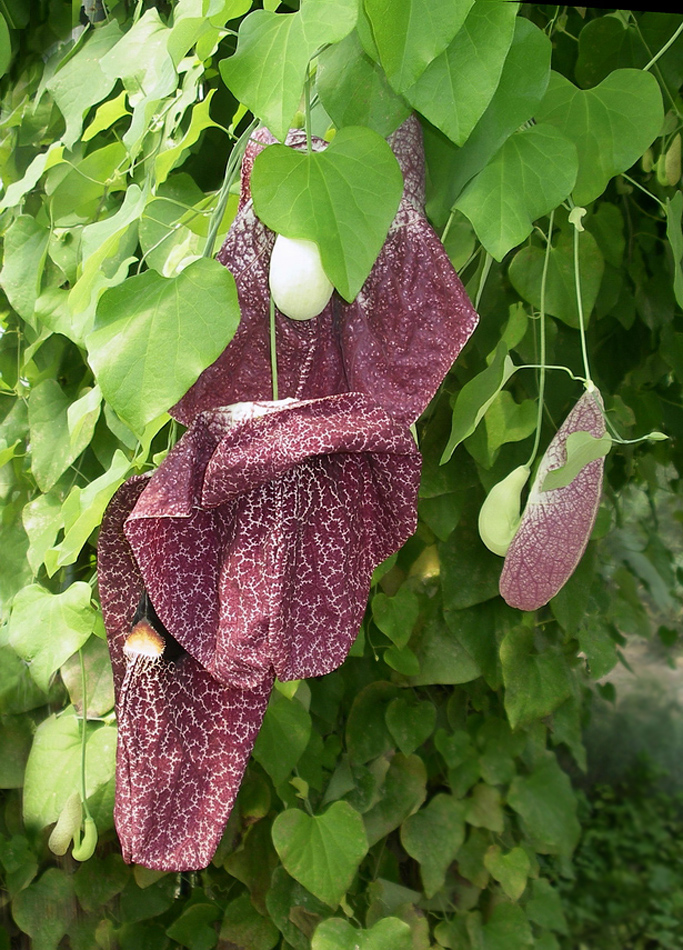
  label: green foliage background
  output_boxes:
[0,1,682,948]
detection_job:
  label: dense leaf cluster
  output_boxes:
[0,1,682,948]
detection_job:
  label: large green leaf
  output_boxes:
[23,711,117,830]
[535,68,664,205]
[272,801,368,908]
[430,17,552,209]
[100,8,176,102]
[0,216,50,326]
[508,225,605,329]
[405,0,518,147]
[371,588,419,650]
[441,342,516,463]
[46,20,122,148]
[252,689,311,787]
[400,794,466,897]
[316,31,411,137]
[86,258,240,435]
[60,636,115,719]
[8,584,95,692]
[455,124,578,261]
[500,626,573,729]
[666,192,683,310]
[365,0,472,94]
[507,757,580,856]
[363,753,427,846]
[11,868,76,950]
[312,917,412,950]
[28,381,100,492]
[251,126,403,301]
[219,0,357,142]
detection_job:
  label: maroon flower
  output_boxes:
[98,394,421,869]
[172,116,478,427]
[499,388,606,612]
[98,115,479,870]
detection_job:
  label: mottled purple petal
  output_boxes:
[499,389,605,611]
[172,116,478,427]
[124,393,420,686]
[98,479,272,871]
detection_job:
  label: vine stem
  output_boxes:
[643,20,683,72]
[79,648,92,820]
[474,253,492,311]
[202,117,259,259]
[270,294,279,400]
[571,207,593,387]
[526,209,555,469]
[304,66,313,155]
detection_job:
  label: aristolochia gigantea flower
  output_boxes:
[98,116,479,870]
[499,388,606,612]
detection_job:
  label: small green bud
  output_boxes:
[478,465,530,557]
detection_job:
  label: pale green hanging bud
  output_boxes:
[478,465,530,557]
[48,792,82,856]
[72,816,98,862]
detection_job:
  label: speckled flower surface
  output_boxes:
[98,114,479,871]
[98,394,421,869]
[499,389,605,612]
[172,116,479,428]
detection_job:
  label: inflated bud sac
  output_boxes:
[478,465,530,557]
[48,791,83,856]
[500,388,605,611]
[72,816,98,862]
[269,235,334,321]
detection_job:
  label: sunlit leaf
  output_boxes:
[405,0,518,146]
[455,124,578,261]
[220,0,357,142]
[272,801,368,908]
[0,216,50,326]
[23,711,117,830]
[316,31,411,137]
[8,584,95,692]
[535,68,664,205]
[46,20,122,147]
[365,0,472,93]
[312,917,412,950]
[86,258,241,434]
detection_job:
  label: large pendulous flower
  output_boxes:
[499,388,606,612]
[98,115,479,870]
[99,394,421,869]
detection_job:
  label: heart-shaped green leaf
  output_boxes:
[484,845,531,901]
[272,801,368,908]
[8,584,95,692]
[86,257,240,436]
[535,68,664,205]
[385,697,436,755]
[251,126,403,301]
[400,794,466,897]
[371,587,419,650]
[364,0,473,94]
[405,0,518,147]
[508,225,605,328]
[219,0,357,142]
[312,916,412,950]
[455,124,578,261]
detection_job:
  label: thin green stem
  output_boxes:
[572,212,593,386]
[440,210,455,246]
[474,253,492,311]
[270,294,279,400]
[621,172,666,211]
[202,118,259,259]
[79,649,92,820]
[304,66,313,155]
[643,21,683,72]
[526,209,554,469]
